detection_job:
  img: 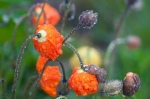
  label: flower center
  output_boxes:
[35,30,47,42]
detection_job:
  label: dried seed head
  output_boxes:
[57,80,70,96]
[59,1,75,20]
[123,72,140,97]
[84,64,107,83]
[78,10,98,29]
[100,80,123,96]
[126,35,141,50]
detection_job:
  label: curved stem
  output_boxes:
[56,96,68,99]
[56,59,67,82]
[19,75,37,99]
[59,0,75,33]
[28,59,50,99]
[64,42,85,69]
[11,34,37,99]
[104,38,126,67]
[63,25,80,43]
[0,79,7,99]
[104,5,131,68]
[114,5,130,40]
[65,0,69,4]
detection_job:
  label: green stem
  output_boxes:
[0,79,7,99]
[64,42,85,69]
[63,25,80,43]
[19,75,37,99]
[11,34,38,99]
[114,5,130,40]
[56,59,67,82]
[59,0,75,33]
[104,38,126,67]
[28,59,50,99]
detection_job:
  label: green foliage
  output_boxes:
[0,0,150,99]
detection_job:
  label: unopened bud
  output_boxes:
[78,10,98,29]
[125,0,143,10]
[84,64,99,75]
[59,1,75,20]
[100,80,123,96]
[96,68,107,83]
[126,35,141,50]
[84,64,107,83]
[123,72,140,97]
[57,80,70,96]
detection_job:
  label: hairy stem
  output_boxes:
[104,38,126,67]
[11,14,29,50]
[63,25,80,43]
[19,75,37,99]
[105,5,131,68]
[114,5,130,40]
[0,79,7,99]
[59,0,75,33]
[64,42,84,69]
[56,59,67,82]
[28,59,50,99]
[11,34,37,99]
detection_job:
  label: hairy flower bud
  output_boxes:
[78,10,98,29]
[125,0,143,10]
[126,35,141,50]
[84,64,107,83]
[123,72,140,97]
[100,80,123,96]
[59,1,75,20]
[57,80,70,96]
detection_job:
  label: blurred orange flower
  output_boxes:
[68,67,99,96]
[40,66,62,97]
[32,24,64,60]
[36,55,48,73]
[32,3,60,26]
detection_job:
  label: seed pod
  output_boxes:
[84,64,107,83]
[123,72,140,97]
[100,80,123,96]
[57,80,70,96]
[78,10,98,29]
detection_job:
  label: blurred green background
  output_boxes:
[0,0,150,99]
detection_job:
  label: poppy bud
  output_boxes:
[100,80,123,96]
[125,0,138,6]
[78,10,98,29]
[57,80,70,96]
[59,1,75,20]
[123,72,140,97]
[96,68,107,83]
[126,35,141,50]
[125,0,143,10]
[84,64,107,83]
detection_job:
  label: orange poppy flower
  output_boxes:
[36,55,48,73]
[32,3,60,26]
[68,67,99,96]
[40,66,62,97]
[32,24,64,60]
